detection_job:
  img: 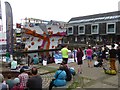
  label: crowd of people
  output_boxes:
[0,43,120,90]
[0,63,76,90]
[0,67,42,90]
[48,43,120,89]
[73,43,120,74]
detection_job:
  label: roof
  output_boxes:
[68,11,120,24]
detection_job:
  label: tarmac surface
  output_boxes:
[0,59,119,90]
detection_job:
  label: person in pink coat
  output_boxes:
[86,46,93,68]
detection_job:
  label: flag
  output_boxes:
[5,2,13,55]
[0,1,2,19]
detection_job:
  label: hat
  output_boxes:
[70,67,75,70]
[13,78,20,84]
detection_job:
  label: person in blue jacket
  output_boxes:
[49,65,67,90]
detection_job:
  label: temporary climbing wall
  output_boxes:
[21,18,66,56]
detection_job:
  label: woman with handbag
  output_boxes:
[49,65,67,90]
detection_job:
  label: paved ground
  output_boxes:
[0,60,119,90]
[36,60,119,90]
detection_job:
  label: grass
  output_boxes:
[67,81,79,90]
[67,75,85,90]
[67,75,93,90]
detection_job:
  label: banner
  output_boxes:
[5,2,13,55]
[0,1,1,19]
[0,1,2,32]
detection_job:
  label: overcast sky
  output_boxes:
[1,0,120,24]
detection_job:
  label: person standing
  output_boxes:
[101,45,109,69]
[26,67,42,90]
[109,44,117,71]
[117,44,120,73]
[61,44,69,64]
[72,48,77,62]
[76,48,84,74]
[83,47,87,60]
[86,46,93,68]
[117,44,120,72]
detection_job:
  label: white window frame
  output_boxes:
[91,24,99,34]
[106,23,116,34]
[78,25,85,35]
[67,26,73,35]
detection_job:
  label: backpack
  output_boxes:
[70,67,76,76]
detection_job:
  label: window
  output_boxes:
[67,26,73,35]
[91,24,99,34]
[78,25,85,34]
[107,23,116,34]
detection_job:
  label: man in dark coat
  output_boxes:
[27,67,42,90]
[109,44,117,71]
